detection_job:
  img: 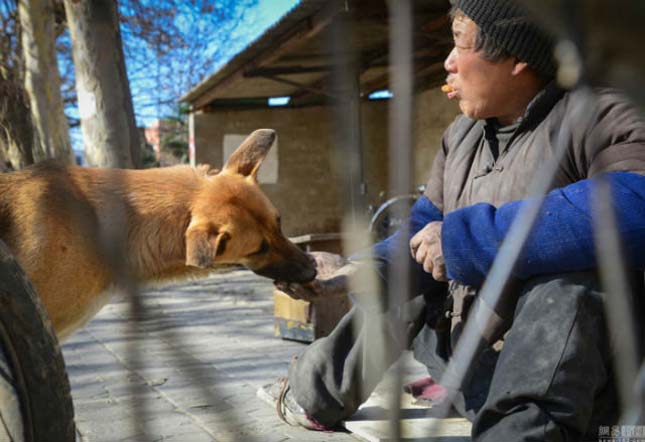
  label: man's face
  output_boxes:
[444,15,517,121]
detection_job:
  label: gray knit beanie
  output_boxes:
[451,0,556,78]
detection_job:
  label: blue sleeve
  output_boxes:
[350,195,445,293]
[442,172,645,286]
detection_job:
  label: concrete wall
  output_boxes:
[192,105,355,236]
[190,87,459,236]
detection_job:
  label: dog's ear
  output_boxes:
[185,226,230,268]
[221,129,275,180]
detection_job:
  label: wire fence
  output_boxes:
[2,0,644,441]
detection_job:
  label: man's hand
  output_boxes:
[274,251,355,301]
[409,221,448,281]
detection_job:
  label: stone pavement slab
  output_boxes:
[63,270,364,442]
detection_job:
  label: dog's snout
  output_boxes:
[299,263,317,283]
[252,252,316,283]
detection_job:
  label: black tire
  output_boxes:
[0,240,75,442]
[368,195,417,242]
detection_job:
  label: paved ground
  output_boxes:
[63,269,472,442]
[62,269,365,442]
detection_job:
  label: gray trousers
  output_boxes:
[288,272,629,441]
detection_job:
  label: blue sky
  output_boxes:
[225,0,301,72]
[70,0,300,152]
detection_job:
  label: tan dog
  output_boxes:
[0,129,315,340]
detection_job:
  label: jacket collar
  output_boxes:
[516,81,566,131]
[478,81,565,142]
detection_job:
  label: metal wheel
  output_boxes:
[368,195,417,242]
[0,240,75,442]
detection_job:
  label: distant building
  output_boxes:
[144,119,188,166]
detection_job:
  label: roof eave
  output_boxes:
[180,0,333,107]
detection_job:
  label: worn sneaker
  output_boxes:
[257,377,332,431]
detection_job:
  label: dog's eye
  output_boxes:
[249,239,269,256]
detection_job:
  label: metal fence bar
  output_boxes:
[327,3,390,435]
[329,0,388,405]
[125,284,153,440]
[329,1,367,224]
[592,177,641,423]
[386,0,414,439]
[97,192,153,441]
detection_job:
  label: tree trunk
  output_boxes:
[63,0,140,168]
[18,0,73,164]
[0,77,35,170]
